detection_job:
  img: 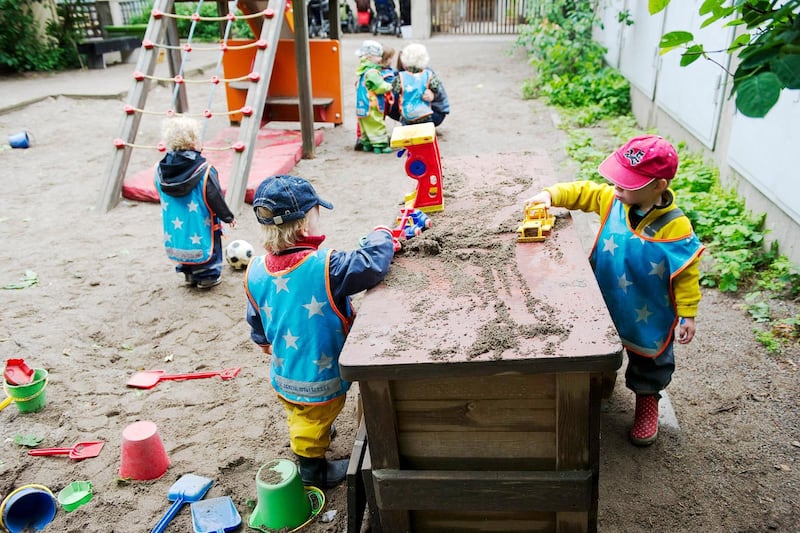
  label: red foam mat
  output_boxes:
[122,127,324,204]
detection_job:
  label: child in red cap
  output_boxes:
[525,134,705,446]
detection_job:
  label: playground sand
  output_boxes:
[1,35,799,532]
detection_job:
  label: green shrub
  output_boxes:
[130,3,254,41]
[0,0,63,71]
[515,0,630,124]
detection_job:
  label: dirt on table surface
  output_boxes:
[1,35,799,532]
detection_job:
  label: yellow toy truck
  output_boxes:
[516,203,555,242]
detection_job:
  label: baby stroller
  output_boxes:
[307,0,330,38]
[371,0,401,37]
[355,0,373,32]
[339,0,355,33]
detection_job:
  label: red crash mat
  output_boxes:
[122,127,323,204]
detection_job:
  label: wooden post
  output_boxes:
[291,0,315,159]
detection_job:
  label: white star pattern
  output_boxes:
[162,200,169,211]
[635,304,653,323]
[273,277,290,293]
[164,232,172,243]
[283,330,299,349]
[272,356,284,369]
[303,296,327,318]
[314,353,333,372]
[188,200,199,212]
[204,216,212,227]
[617,273,633,293]
[190,233,202,245]
[261,304,272,319]
[602,236,619,255]
[648,260,666,279]
[171,217,184,230]
[630,234,645,244]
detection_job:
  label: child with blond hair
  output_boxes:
[155,116,235,288]
[393,42,449,126]
[245,174,395,487]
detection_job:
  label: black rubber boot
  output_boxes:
[296,455,349,488]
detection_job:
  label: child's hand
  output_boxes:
[228,220,237,229]
[677,317,695,344]
[422,89,434,102]
[524,191,552,208]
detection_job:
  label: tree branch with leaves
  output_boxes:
[655,0,800,118]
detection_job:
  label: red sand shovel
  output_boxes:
[28,440,105,460]
[4,358,34,386]
[126,367,241,389]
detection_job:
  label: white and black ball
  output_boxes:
[225,239,254,270]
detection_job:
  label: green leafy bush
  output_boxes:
[130,3,254,41]
[515,0,630,124]
[0,0,70,71]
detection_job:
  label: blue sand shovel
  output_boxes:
[151,474,214,533]
[190,496,242,533]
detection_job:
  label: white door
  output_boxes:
[656,0,733,148]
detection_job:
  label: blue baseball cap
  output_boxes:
[252,175,333,225]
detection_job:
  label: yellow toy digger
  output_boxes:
[516,203,555,242]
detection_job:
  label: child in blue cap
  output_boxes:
[245,174,395,487]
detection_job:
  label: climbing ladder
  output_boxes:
[96,0,287,214]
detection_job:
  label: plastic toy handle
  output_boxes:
[158,370,228,381]
[0,396,12,411]
[150,498,185,533]
[28,447,72,456]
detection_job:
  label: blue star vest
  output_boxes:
[399,70,433,122]
[356,67,385,118]
[246,250,352,404]
[155,164,215,264]
[589,200,703,357]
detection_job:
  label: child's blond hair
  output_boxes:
[400,43,429,72]
[255,206,308,253]
[161,116,201,151]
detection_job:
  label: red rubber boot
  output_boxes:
[630,394,659,446]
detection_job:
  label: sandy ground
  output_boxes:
[1,34,799,532]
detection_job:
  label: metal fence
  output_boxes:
[119,0,151,24]
[430,0,530,34]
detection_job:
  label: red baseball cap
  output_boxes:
[598,135,678,190]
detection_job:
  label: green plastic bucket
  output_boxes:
[4,368,48,413]
[249,459,312,531]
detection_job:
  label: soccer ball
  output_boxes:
[226,239,254,270]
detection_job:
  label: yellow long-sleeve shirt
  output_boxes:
[545,180,703,318]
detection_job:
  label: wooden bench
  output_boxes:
[77,36,142,69]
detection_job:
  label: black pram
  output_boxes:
[371,0,401,36]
